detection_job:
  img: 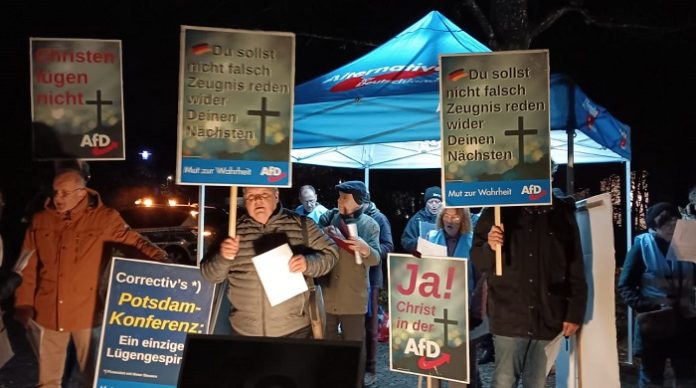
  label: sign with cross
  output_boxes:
[388,253,470,384]
[439,50,551,207]
[177,26,295,186]
[30,38,125,160]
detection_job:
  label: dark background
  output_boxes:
[1,0,694,262]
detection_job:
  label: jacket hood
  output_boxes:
[362,201,380,217]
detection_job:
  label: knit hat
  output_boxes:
[424,186,442,202]
[646,202,680,229]
[336,181,368,205]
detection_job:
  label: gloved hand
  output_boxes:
[14,305,34,329]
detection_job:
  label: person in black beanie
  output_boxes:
[318,181,381,385]
[400,186,442,254]
[618,202,696,387]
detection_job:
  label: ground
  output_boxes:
[0,310,672,388]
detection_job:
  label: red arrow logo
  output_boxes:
[91,141,119,157]
[529,189,547,201]
[267,172,287,183]
[417,353,451,370]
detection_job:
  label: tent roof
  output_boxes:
[292,11,630,169]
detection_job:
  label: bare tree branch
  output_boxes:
[531,5,687,40]
[461,0,499,49]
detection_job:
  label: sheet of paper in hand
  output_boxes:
[252,243,308,306]
[667,220,696,262]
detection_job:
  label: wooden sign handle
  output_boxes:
[229,186,238,238]
[495,206,502,276]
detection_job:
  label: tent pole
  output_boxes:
[197,184,206,265]
[565,78,576,195]
[364,167,370,190]
[566,129,575,195]
[625,160,633,364]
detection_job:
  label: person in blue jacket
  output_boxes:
[618,202,696,387]
[426,206,483,388]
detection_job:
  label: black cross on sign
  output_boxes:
[85,90,113,129]
[504,116,538,164]
[434,308,458,347]
[247,97,280,146]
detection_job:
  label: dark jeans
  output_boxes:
[639,351,696,387]
[364,287,380,373]
[327,313,366,379]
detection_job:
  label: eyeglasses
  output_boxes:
[442,214,462,222]
[244,193,273,202]
[52,187,84,198]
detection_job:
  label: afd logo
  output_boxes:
[521,185,547,201]
[259,166,287,183]
[79,133,119,157]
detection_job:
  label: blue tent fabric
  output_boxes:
[292,11,630,168]
[550,74,631,160]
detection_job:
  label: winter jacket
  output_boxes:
[14,190,167,331]
[470,197,587,340]
[362,201,394,289]
[618,232,696,355]
[294,203,329,224]
[201,204,338,336]
[318,208,380,315]
[401,208,437,253]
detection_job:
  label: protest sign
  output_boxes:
[388,253,470,383]
[177,26,294,186]
[94,258,215,388]
[31,38,125,160]
[440,50,551,207]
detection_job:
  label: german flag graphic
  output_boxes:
[191,43,212,56]
[448,68,468,81]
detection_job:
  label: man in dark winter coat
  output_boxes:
[400,186,442,253]
[318,181,380,381]
[361,194,393,386]
[471,193,587,388]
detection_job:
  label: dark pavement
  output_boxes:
[0,312,654,387]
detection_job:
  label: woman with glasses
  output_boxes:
[426,207,483,388]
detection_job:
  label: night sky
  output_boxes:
[1,0,695,232]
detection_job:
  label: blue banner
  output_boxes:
[444,179,551,206]
[180,157,289,186]
[95,258,215,388]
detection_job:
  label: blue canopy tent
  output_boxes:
[292,11,630,177]
[291,10,636,360]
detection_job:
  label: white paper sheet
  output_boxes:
[545,332,564,375]
[416,237,447,257]
[667,220,696,262]
[252,243,308,306]
[346,223,362,264]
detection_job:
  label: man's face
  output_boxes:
[244,187,278,224]
[337,192,360,216]
[52,173,87,214]
[426,198,442,215]
[300,189,317,212]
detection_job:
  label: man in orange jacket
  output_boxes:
[14,169,167,387]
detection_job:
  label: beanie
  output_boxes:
[335,181,368,205]
[424,186,442,202]
[646,202,679,229]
